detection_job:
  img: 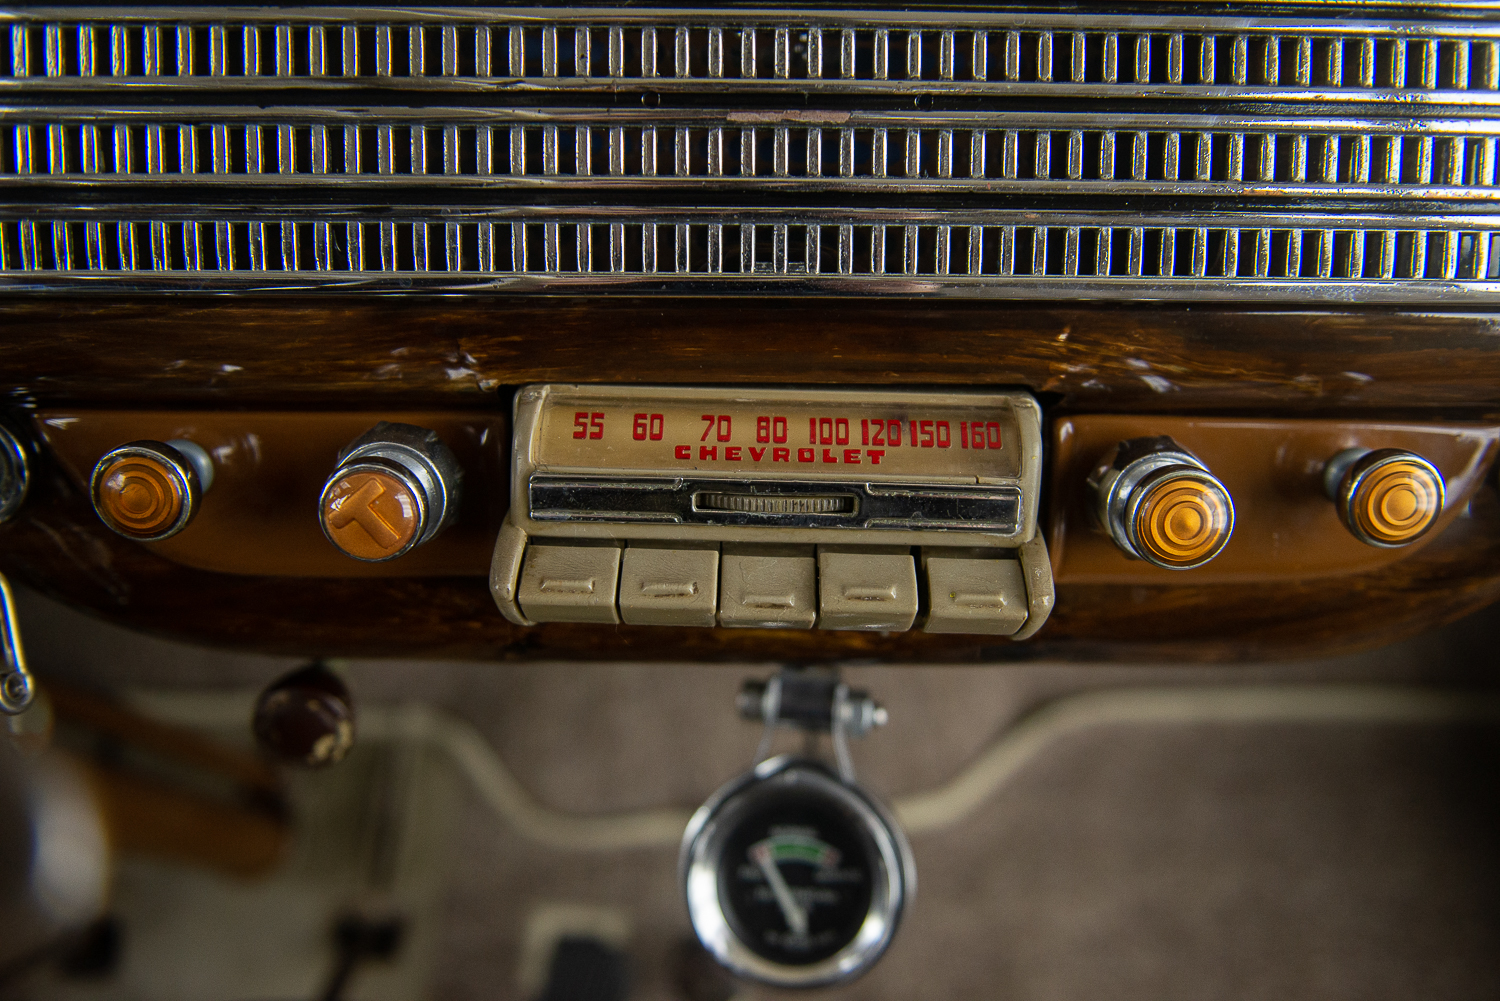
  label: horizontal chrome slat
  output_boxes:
[0,208,1493,301]
[6,111,1497,197]
[1,8,1497,102]
[528,475,1023,532]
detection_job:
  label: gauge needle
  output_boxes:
[752,845,808,937]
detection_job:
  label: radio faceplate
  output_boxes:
[511,384,1042,548]
[492,385,1052,639]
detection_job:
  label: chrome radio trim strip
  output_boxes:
[528,475,1023,533]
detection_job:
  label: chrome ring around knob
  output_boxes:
[91,439,213,542]
[319,422,462,562]
[1323,447,1445,549]
[0,421,30,524]
[1088,436,1235,570]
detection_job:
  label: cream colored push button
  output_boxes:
[718,544,817,629]
[516,542,622,624]
[924,556,1028,635]
[619,542,719,627]
[817,547,918,631]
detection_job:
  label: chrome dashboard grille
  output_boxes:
[2,4,1498,300]
[11,113,1500,197]
[8,211,1493,296]
[6,12,1496,98]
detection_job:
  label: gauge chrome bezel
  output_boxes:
[679,754,914,989]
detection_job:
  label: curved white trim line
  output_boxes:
[130,684,1500,852]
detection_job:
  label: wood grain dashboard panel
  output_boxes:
[1,298,1499,416]
[2,434,1498,663]
[2,297,1499,661]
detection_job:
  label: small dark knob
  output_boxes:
[253,664,354,767]
[319,423,461,562]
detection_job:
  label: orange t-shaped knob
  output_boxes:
[320,469,422,561]
[318,422,462,563]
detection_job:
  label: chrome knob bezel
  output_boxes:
[0,422,30,524]
[1089,437,1235,570]
[1325,447,1446,549]
[90,439,211,542]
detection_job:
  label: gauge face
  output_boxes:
[681,757,914,988]
[719,790,875,964]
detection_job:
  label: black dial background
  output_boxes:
[717,789,876,966]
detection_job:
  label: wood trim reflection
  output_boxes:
[2,299,1500,417]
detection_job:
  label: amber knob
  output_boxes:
[91,440,213,541]
[252,663,354,768]
[1324,448,1445,548]
[1090,436,1235,570]
[319,423,461,562]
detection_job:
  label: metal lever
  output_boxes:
[0,572,34,714]
[739,668,887,781]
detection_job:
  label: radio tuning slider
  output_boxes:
[1089,436,1235,570]
[92,439,214,541]
[319,422,462,562]
[1323,448,1445,548]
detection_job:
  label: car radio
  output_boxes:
[490,384,1054,636]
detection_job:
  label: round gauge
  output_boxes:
[680,755,915,988]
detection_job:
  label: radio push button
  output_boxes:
[516,541,623,624]
[619,541,720,627]
[718,544,818,630]
[1323,448,1444,548]
[1089,436,1234,570]
[922,553,1029,635]
[92,439,214,541]
[319,422,461,562]
[816,547,919,631]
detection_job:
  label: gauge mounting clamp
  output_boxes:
[680,669,914,988]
